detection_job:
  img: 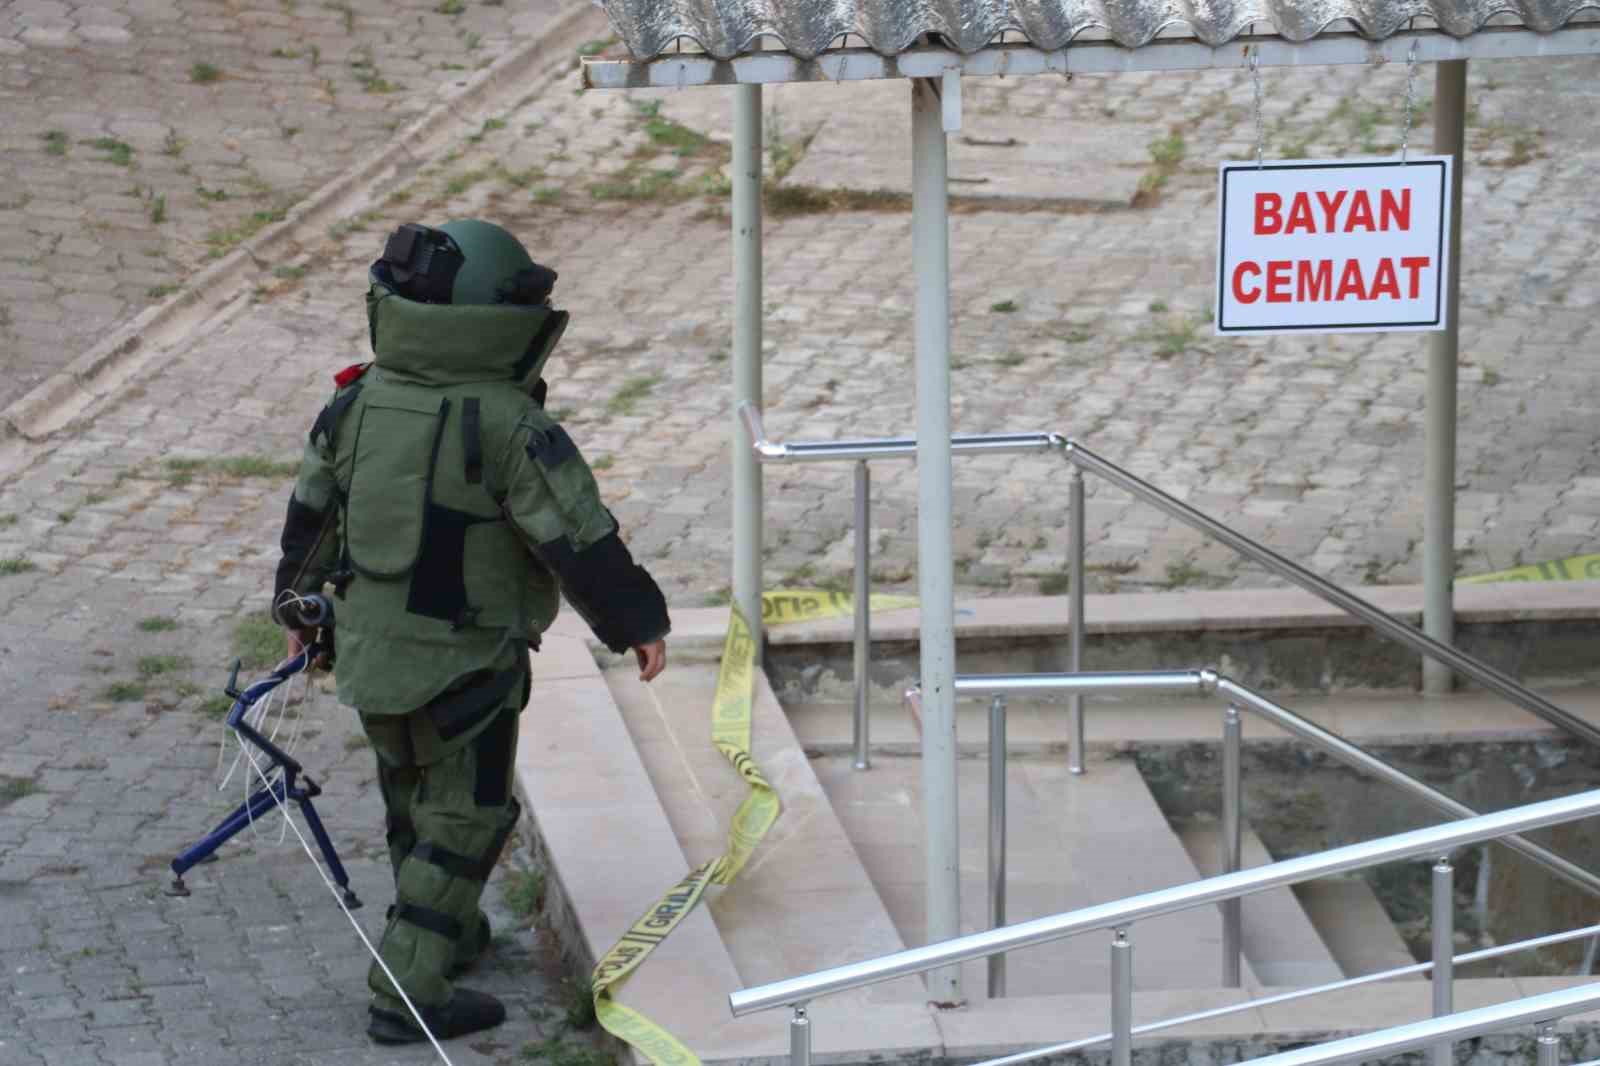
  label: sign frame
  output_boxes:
[1214,156,1453,336]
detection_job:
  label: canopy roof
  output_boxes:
[598,0,1600,61]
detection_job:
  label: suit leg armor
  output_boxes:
[361,671,526,1011]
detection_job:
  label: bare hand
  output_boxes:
[633,640,666,682]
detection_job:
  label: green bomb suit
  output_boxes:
[273,278,669,1034]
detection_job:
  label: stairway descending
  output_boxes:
[1296,878,1421,978]
[603,661,930,1005]
[813,750,1257,996]
[1176,820,1345,986]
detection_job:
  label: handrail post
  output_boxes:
[853,460,872,770]
[988,694,1007,999]
[732,84,764,665]
[790,1005,811,1066]
[1536,1020,1560,1066]
[912,73,962,1004]
[1424,58,1467,695]
[1069,466,1087,775]
[1111,928,1133,1066]
[1222,704,1244,988]
[1432,855,1455,1066]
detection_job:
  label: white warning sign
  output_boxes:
[1215,157,1453,335]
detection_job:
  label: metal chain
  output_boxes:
[1250,46,1265,168]
[1399,38,1420,162]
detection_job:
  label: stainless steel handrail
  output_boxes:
[1061,440,1600,748]
[950,669,1600,1000]
[953,670,1215,697]
[1238,982,1600,1066]
[740,403,1072,771]
[950,671,1600,901]
[972,920,1600,1066]
[1216,678,1600,898]
[739,402,1600,752]
[727,787,1600,1015]
[740,405,1061,463]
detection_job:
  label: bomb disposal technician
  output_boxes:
[271,219,670,1045]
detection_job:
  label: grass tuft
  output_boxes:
[232,616,283,670]
[520,1035,613,1066]
[0,776,37,806]
[103,680,148,702]
[204,205,290,257]
[605,374,661,416]
[42,130,68,156]
[0,556,36,576]
[190,61,223,83]
[137,654,191,679]
[501,867,544,924]
[84,137,135,167]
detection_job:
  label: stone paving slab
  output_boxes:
[640,76,1150,204]
[0,0,614,411]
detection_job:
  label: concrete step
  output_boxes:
[603,660,930,1006]
[1176,819,1345,986]
[812,750,1257,996]
[1296,877,1421,978]
[783,683,1600,755]
[738,582,1600,699]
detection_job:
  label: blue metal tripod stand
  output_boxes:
[168,597,360,908]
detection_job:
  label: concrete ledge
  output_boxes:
[710,583,1600,698]
[762,581,1600,644]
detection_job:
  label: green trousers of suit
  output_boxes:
[360,671,525,1010]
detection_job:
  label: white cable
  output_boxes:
[242,742,455,1066]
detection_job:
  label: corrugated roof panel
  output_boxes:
[596,0,1600,58]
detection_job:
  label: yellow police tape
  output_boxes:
[1460,554,1600,584]
[591,588,917,1066]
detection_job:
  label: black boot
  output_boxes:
[367,987,507,1045]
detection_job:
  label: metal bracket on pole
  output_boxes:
[853,460,872,770]
[1111,928,1133,1066]
[1068,466,1086,775]
[1432,855,1455,1066]
[988,694,1008,999]
[1221,705,1243,988]
[941,68,961,131]
[1536,1020,1561,1066]
[790,1005,812,1066]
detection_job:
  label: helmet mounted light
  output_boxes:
[378,223,464,305]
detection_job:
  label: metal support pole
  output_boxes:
[1537,1020,1561,1066]
[1069,466,1086,776]
[790,1006,811,1066]
[1423,59,1467,695]
[912,74,961,1004]
[732,83,765,662]
[1222,704,1244,989]
[1111,928,1133,1066]
[988,694,1007,999]
[853,461,872,770]
[1432,856,1455,1066]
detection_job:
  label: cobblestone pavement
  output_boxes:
[1,28,1599,1066]
[0,0,603,409]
